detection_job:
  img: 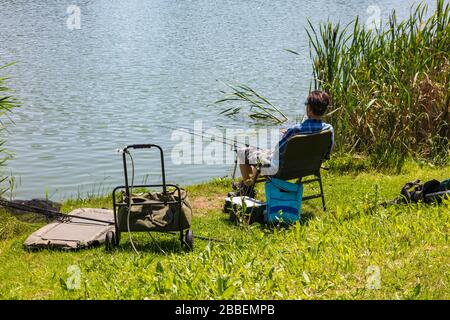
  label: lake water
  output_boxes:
[0,0,436,200]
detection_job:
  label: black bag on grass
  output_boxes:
[394,178,450,204]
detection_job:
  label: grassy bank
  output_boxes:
[0,162,449,299]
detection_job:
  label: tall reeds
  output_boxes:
[307,0,449,169]
[216,83,289,124]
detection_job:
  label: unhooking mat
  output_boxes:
[24,208,114,250]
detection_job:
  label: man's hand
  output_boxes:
[280,128,288,135]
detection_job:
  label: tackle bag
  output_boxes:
[223,196,266,225]
[386,178,450,205]
[264,178,303,224]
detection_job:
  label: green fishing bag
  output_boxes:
[117,189,192,232]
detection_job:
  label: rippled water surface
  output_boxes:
[0,0,436,200]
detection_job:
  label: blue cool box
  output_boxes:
[264,178,303,224]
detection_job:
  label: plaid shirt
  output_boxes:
[278,119,334,156]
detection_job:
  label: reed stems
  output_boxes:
[306,0,449,169]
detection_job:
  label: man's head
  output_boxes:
[306,90,330,119]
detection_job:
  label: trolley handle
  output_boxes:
[121,144,167,198]
[124,144,160,151]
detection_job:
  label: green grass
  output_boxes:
[0,163,449,299]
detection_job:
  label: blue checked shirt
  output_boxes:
[278,119,334,156]
[260,118,334,176]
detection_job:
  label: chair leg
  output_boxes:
[318,175,326,211]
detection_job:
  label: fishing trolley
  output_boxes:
[107,144,194,251]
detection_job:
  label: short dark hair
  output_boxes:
[307,90,330,116]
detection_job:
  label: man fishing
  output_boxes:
[231,90,334,197]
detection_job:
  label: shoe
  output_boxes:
[231,181,243,191]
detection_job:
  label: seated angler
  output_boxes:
[232,90,334,197]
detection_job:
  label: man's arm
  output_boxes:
[277,126,297,152]
[324,127,334,160]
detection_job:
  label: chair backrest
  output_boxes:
[275,130,332,180]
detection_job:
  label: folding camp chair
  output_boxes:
[250,130,333,211]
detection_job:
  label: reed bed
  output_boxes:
[306,0,449,169]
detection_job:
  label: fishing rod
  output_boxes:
[157,124,254,149]
[158,124,251,180]
[1,197,227,245]
[0,198,114,225]
[166,231,226,243]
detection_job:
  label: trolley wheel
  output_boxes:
[105,231,116,252]
[184,229,194,251]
